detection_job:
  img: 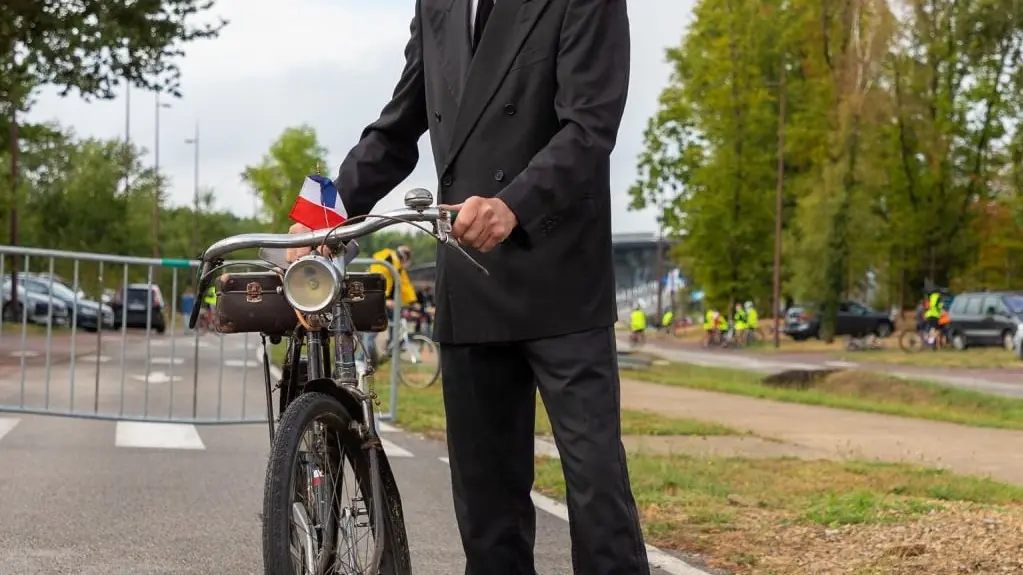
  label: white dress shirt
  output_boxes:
[469,0,494,38]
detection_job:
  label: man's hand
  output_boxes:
[285,223,333,263]
[438,196,517,253]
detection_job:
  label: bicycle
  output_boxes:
[628,329,646,350]
[372,310,441,389]
[898,324,948,353]
[188,188,488,575]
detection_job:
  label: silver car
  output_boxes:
[0,280,70,326]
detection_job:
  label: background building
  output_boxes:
[405,233,679,320]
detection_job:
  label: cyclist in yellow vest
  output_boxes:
[366,245,419,362]
[923,290,942,345]
[733,302,748,332]
[660,309,674,334]
[745,301,759,343]
[629,304,647,347]
[703,308,716,345]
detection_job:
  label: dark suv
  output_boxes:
[108,284,167,333]
[784,301,896,340]
[945,291,1022,350]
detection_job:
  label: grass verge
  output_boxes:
[534,453,1023,573]
[268,341,740,439]
[628,362,1023,431]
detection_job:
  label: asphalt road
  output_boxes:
[0,331,687,575]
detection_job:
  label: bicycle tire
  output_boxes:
[262,392,412,575]
[397,335,441,389]
[898,329,922,353]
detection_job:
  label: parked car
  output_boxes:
[944,291,1022,350]
[783,301,895,340]
[0,280,70,326]
[107,284,167,333]
[14,273,114,332]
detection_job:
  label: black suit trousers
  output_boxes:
[440,326,651,575]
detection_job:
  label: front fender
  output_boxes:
[302,377,367,426]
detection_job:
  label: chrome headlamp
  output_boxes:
[282,254,342,314]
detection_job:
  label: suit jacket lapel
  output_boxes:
[443,0,551,171]
[424,0,471,105]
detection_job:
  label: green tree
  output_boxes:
[242,125,329,230]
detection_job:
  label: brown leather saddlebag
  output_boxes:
[213,272,298,335]
[213,270,389,335]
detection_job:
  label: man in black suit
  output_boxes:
[292,0,648,573]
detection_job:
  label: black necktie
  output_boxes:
[472,0,493,52]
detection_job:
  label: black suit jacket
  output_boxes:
[336,0,631,345]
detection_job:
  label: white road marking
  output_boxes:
[534,438,560,459]
[825,361,859,368]
[114,421,206,450]
[150,357,185,365]
[129,371,183,384]
[380,438,413,458]
[439,455,711,575]
[9,350,39,358]
[79,355,112,363]
[224,359,260,368]
[0,418,20,442]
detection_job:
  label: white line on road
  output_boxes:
[129,371,183,384]
[9,350,39,358]
[224,359,260,368]
[381,438,414,458]
[114,421,206,450]
[439,454,712,575]
[0,418,20,442]
[150,357,185,365]
[825,361,859,368]
[79,355,112,363]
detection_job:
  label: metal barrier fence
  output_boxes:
[0,245,404,425]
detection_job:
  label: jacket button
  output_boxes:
[441,174,453,187]
[504,104,516,116]
[434,111,442,122]
[494,170,505,182]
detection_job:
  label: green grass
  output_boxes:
[628,362,1023,431]
[533,453,1023,544]
[269,341,739,438]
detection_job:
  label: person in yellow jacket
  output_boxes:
[366,245,419,361]
[923,289,943,345]
[629,304,647,347]
[703,308,716,346]
[660,309,674,334]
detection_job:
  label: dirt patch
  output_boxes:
[680,503,1023,574]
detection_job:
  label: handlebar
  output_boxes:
[188,188,488,330]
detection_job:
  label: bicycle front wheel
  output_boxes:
[262,392,411,575]
[898,329,922,353]
[397,335,441,389]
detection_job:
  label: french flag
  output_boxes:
[288,174,348,230]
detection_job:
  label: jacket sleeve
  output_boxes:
[496,0,630,241]
[335,0,429,218]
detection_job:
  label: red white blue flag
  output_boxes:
[288,174,348,230]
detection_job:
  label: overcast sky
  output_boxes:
[28,0,692,234]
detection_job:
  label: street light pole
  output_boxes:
[124,85,131,194]
[772,63,787,349]
[153,93,171,257]
[185,122,200,257]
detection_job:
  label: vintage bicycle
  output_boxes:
[188,188,487,575]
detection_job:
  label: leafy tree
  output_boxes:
[242,125,329,230]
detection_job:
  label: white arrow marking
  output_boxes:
[130,371,183,384]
